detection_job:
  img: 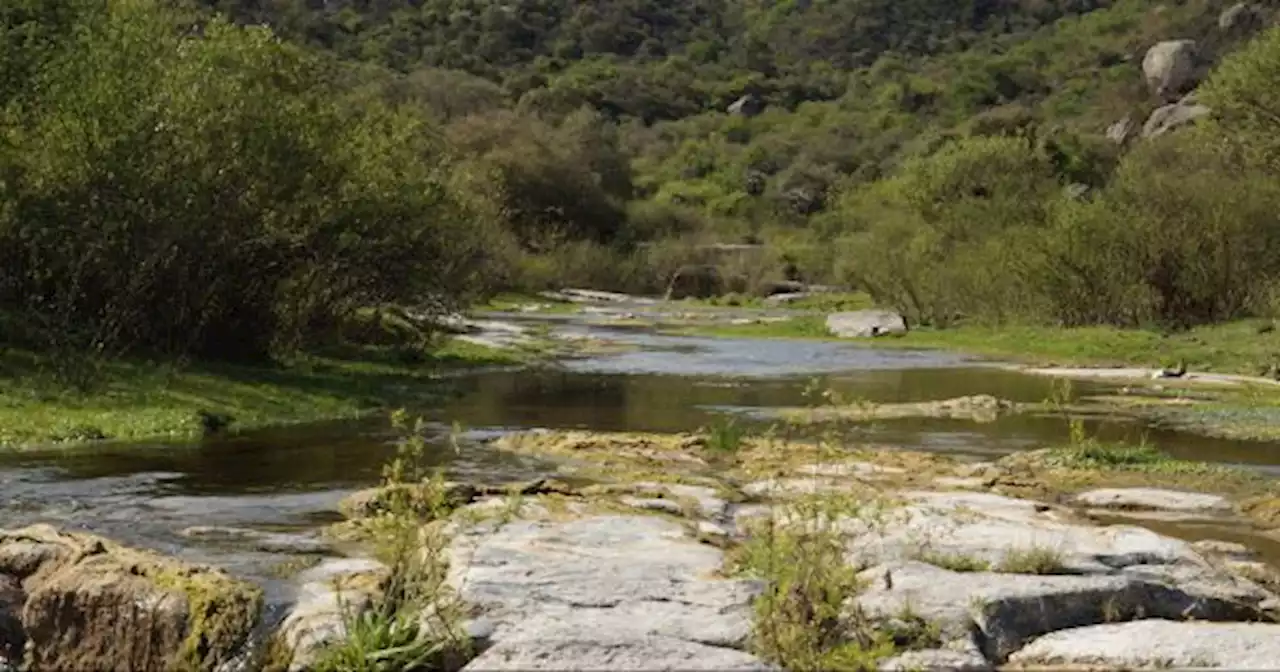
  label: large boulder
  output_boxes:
[1142,40,1197,101]
[825,310,908,338]
[0,524,261,672]
[1142,100,1211,138]
[446,514,773,670]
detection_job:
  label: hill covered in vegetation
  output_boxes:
[4,0,1280,373]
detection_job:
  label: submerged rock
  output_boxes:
[780,395,1019,424]
[1072,487,1232,514]
[446,514,772,671]
[1007,619,1280,668]
[0,524,261,672]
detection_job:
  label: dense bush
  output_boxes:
[0,0,490,361]
[6,0,1280,370]
[832,25,1280,330]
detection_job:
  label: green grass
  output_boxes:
[473,292,581,314]
[0,339,529,449]
[683,292,876,313]
[913,550,992,573]
[1040,436,1244,477]
[670,315,833,339]
[703,416,748,454]
[994,546,1070,575]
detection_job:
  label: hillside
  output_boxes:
[3,0,1280,375]
[196,0,1269,210]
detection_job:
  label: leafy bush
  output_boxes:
[0,0,490,362]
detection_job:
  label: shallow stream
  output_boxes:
[3,309,1280,605]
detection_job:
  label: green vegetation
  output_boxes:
[310,414,473,672]
[0,341,524,448]
[10,0,1280,443]
[913,550,993,573]
[1040,419,1242,477]
[994,546,1070,575]
[703,416,748,454]
[730,497,897,671]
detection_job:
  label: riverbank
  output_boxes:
[677,316,1280,378]
[0,339,530,449]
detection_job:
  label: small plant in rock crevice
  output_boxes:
[704,415,748,454]
[309,411,474,672]
[729,495,897,671]
[911,549,992,573]
[994,545,1070,575]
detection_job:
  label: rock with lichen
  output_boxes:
[0,524,261,672]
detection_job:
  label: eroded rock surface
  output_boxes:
[446,514,773,671]
[1007,619,1280,668]
[856,561,1269,664]
[1072,487,1232,514]
[0,524,261,672]
[277,558,388,671]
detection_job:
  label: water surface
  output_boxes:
[3,313,1279,600]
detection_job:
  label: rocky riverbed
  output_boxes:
[4,426,1280,670]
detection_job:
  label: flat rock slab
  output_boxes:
[1072,488,1232,514]
[856,561,1271,663]
[843,491,1206,574]
[795,462,906,478]
[466,635,774,671]
[1007,619,1280,668]
[449,514,772,671]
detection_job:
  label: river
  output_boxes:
[3,310,1279,606]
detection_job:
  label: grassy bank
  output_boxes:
[473,292,582,314]
[0,339,529,449]
[679,316,1280,376]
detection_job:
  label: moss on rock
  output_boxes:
[0,524,261,672]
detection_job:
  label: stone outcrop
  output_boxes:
[0,524,261,672]
[1007,619,1280,668]
[1106,115,1135,144]
[1142,40,1197,101]
[446,514,773,671]
[835,491,1279,666]
[305,430,1280,672]
[1071,487,1232,514]
[1143,98,1211,138]
[826,310,908,338]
